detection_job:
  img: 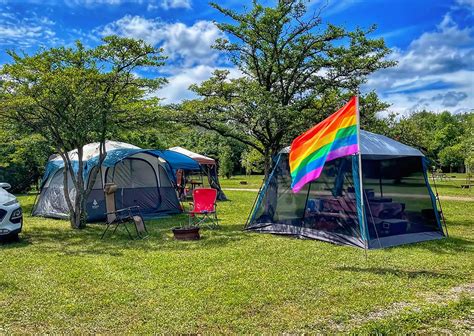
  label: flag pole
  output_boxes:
[355,96,369,260]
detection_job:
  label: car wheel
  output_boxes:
[7,232,19,242]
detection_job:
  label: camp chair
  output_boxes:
[101,183,148,239]
[188,188,219,229]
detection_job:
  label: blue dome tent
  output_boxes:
[246,131,446,249]
[33,141,200,221]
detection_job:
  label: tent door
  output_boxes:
[106,158,161,214]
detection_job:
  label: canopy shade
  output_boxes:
[168,146,216,165]
[280,130,424,158]
[150,150,200,172]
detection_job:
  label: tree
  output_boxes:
[175,0,395,176]
[219,145,234,179]
[439,144,465,173]
[385,110,473,171]
[0,36,166,228]
[241,148,265,175]
[0,130,53,193]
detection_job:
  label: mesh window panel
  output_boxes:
[362,157,442,242]
[249,155,363,246]
[303,157,361,238]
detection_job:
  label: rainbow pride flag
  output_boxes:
[290,96,359,193]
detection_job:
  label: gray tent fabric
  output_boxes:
[279,130,423,157]
[33,142,182,221]
[246,131,445,249]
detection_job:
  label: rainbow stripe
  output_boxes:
[290,97,359,193]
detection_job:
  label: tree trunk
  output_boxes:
[71,178,87,229]
[263,149,272,179]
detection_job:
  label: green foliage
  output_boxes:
[385,111,473,172]
[0,36,167,228]
[0,131,53,193]
[219,145,234,179]
[241,148,265,175]
[439,143,465,171]
[174,0,395,176]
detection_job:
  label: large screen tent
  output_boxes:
[246,131,445,249]
[33,141,200,221]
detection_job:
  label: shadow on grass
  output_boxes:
[11,216,250,257]
[336,266,455,279]
[391,235,474,254]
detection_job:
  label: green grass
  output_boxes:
[220,175,264,189]
[0,186,472,333]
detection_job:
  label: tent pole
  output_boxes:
[244,177,265,229]
[379,161,383,197]
[356,96,369,260]
[430,172,449,237]
[301,180,312,227]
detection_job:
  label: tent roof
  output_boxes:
[42,142,200,184]
[149,150,200,171]
[50,140,140,162]
[168,146,216,165]
[280,130,424,158]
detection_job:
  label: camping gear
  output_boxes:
[32,141,199,221]
[246,130,446,249]
[290,97,359,192]
[168,147,227,200]
[101,183,148,239]
[188,188,219,229]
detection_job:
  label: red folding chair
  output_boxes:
[189,188,219,229]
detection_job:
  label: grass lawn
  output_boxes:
[0,183,472,333]
[219,174,265,190]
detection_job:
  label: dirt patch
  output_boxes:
[331,283,473,333]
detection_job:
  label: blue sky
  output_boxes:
[0,0,472,115]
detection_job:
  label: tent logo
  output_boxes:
[92,199,99,209]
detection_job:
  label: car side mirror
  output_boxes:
[0,182,11,190]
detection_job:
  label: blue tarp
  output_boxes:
[149,150,200,172]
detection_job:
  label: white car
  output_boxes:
[0,183,22,240]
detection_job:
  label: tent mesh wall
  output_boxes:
[362,156,444,248]
[247,154,365,248]
[247,154,444,249]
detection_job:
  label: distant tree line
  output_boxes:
[1,108,472,195]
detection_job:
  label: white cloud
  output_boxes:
[100,15,164,44]
[64,0,126,6]
[155,65,241,104]
[99,16,224,67]
[455,0,474,8]
[160,0,191,10]
[0,12,56,47]
[365,14,474,114]
[64,0,192,9]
